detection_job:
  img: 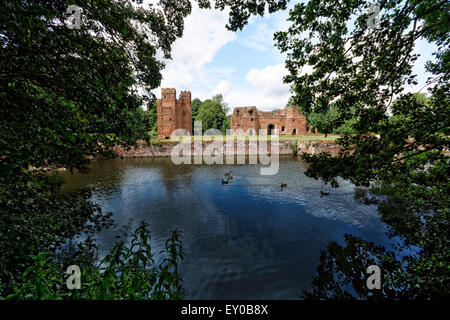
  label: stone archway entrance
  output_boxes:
[267,124,275,135]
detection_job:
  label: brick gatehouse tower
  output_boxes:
[156,88,192,139]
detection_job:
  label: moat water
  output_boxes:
[59,156,392,299]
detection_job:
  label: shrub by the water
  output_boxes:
[2,222,184,300]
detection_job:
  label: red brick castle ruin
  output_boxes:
[157,88,192,139]
[156,88,311,138]
[230,106,310,136]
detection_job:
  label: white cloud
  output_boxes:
[151,2,295,111]
[239,23,274,52]
[246,64,289,96]
[221,63,292,111]
[155,4,236,99]
[212,80,231,96]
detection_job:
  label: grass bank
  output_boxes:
[149,134,340,144]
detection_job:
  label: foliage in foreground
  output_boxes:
[1,1,288,177]
[302,210,449,300]
[0,172,113,294]
[0,0,287,300]
[2,222,184,300]
[276,0,449,298]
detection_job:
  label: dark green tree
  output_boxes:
[143,101,158,137]
[221,116,231,135]
[287,96,358,134]
[0,0,288,298]
[195,95,228,133]
[1,0,288,175]
[1,0,193,175]
[191,98,202,133]
[276,0,449,299]
[192,98,203,118]
[198,0,289,31]
[0,0,194,295]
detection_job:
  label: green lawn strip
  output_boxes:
[149,135,339,144]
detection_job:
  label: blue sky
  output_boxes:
[151,2,437,112]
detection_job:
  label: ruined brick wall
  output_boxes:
[157,88,192,139]
[230,105,310,135]
[230,106,259,135]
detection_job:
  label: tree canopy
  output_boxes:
[0,0,288,299]
[1,0,288,175]
[276,0,449,299]
[194,94,228,133]
[1,0,448,300]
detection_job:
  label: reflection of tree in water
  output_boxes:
[61,157,195,194]
[303,197,449,300]
[276,0,449,300]
[58,159,127,196]
[152,157,193,192]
